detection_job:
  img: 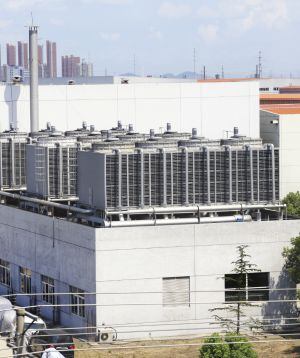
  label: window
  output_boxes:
[41,275,55,304]
[20,267,31,294]
[162,276,190,307]
[0,259,11,287]
[225,272,269,302]
[70,286,85,317]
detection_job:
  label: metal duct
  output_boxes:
[104,214,252,227]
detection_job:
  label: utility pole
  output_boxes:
[221,65,224,79]
[203,65,206,80]
[16,308,26,356]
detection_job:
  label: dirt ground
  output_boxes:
[74,334,300,358]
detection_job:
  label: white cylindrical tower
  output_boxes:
[29,26,39,133]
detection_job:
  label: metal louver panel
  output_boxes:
[162,276,190,307]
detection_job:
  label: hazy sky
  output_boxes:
[0,0,299,77]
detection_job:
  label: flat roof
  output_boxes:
[197,78,258,83]
[260,106,300,114]
[260,93,300,100]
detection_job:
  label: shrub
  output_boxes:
[199,334,230,358]
[199,333,257,358]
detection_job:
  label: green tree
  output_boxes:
[282,192,300,217]
[210,245,262,334]
[282,235,300,284]
[199,333,257,358]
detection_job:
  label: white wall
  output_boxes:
[280,114,300,196]
[260,110,300,197]
[95,220,300,339]
[0,81,259,139]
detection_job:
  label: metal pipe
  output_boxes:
[245,145,254,203]
[203,146,210,204]
[268,143,276,203]
[159,148,167,206]
[105,214,252,227]
[114,149,122,209]
[179,147,189,205]
[29,26,39,133]
[0,190,93,215]
[106,203,285,216]
[224,145,232,203]
[136,148,144,207]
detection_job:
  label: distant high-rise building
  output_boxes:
[17,41,28,69]
[38,45,43,65]
[6,44,16,66]
[62,55,81,77]
[46,40,57,78]
[81,59,93,77]
[38,44,45,78]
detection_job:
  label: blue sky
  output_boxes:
[0,0,299,77]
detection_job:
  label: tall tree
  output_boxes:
[210,245,262,334]
[282,235,300,284]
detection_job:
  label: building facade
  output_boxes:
[46,41,57,78]
[62,55,81,78]
[0,80,259,138]
[6,44,16,66]
[0,203,298,339]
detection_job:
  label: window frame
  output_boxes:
[41,275,55,304]
[225,272,269,303]
[70,286,85,317]
[19,267,32,294]
[0,259,11,287]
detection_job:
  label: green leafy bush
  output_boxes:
[200,334,230,358]
[199,333,257,358]
[283,192,300,216]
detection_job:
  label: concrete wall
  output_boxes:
[0,81,259,139]
[260,110,300,197]
[0,205,96,328]
[1,203,299,339]
[95,220,300,339]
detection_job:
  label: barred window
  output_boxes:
[20,267,31,294]
[0,259,11,287]
[70,286,85,317]
[162,277,190,307]
[41,275,55,304]
[225,272,269,302]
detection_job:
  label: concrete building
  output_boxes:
[46,41,57,78]
[0,80,259,138]
[81,60,93,78]
[62,55,81,78]
[260,107,300,198]
[17,41,28,70]
[0,201,298,339]
[6,44,16,66]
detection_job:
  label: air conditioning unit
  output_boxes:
[97,327,117,343]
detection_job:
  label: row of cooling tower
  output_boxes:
[0,121,279,211]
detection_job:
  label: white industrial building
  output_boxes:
[260,108,300,198]
[0,202,299,339]
[0,80,259,139]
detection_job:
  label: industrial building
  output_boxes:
[261,107,300,198]
[0,25,299,343]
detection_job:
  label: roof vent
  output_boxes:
[90,125,95,132]
[117,120,122,129]
[166,123,172,133]
[82,121,87,130]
